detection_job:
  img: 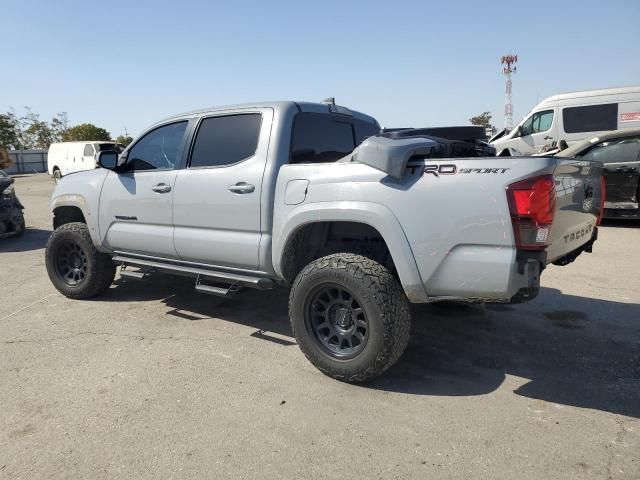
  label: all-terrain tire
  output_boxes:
[289,253,411,383]
[45,222,116,299]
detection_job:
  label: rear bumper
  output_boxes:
[552,227,598,266]
[423,246,545,304]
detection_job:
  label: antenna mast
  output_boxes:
[501,54,518,129]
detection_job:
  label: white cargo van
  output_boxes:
[491,85,640,155]
[47,141,124,182]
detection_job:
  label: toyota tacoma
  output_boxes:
[45,100,605,382]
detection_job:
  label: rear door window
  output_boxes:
[189,114,262,168]
[563,103,618,133]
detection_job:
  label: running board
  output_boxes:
[119,268,148,280]
[112,255,274,290]
[195,277,242,297]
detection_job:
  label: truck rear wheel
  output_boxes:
[289,253,411,383]
[45,222,116,299]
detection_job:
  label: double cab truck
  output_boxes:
[45,100,605,382]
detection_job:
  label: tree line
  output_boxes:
[0,107,133,150]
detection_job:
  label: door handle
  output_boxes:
[151,183,172,193]
[228,182,255,194]
[544,136,554,140]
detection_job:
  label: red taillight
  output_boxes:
[506,175,556,250]
[597,176,606,226]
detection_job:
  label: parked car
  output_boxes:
[44,100,604,382]
[47,141,124,182]
[491,85,640,156]
[555,128,640,219]
[0,169,24,238]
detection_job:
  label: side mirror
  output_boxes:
[117,152,128,168]
[96,151,119,170]
[513,126,522,138]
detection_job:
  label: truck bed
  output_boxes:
[273,155,603,303]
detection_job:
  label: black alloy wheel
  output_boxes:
[305,283,369,360]
[54,240,89,286]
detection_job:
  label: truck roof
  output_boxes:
[156,100,379,127]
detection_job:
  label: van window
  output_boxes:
[83,144,95,156]
[189,114,261,168]
[521,110,554,136]
[578,136,640,163]
[563,103,618,134]
[127,121,188,171]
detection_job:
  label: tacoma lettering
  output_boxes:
[563,224,593,243]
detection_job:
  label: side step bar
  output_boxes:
[195,277,242,297]
[113,255,274,290]
[119,269,148,281]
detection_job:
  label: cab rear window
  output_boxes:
[290,113,379,164]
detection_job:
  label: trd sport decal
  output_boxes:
[406,164,510,177]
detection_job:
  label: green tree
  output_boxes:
[116,134,133,147]
[23,120,54,149]
[0,112,20,149]
[62,123,111,142]
[20,108,54,149]
[51,112,70,143]
[469,111,493,129]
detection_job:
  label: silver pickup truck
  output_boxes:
[45,100,604,382]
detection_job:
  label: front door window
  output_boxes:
[521,110,554,136]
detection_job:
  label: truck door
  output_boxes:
[98,121,189,258]
[517,109,557,153]
[172,109,273,269]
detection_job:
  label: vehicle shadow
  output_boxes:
[0,228,51,253]
[601,218,639,229]
[99,275,293,338]
[369,288,640,418]
[98,278,640,418]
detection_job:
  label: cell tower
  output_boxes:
[501,54,518,129]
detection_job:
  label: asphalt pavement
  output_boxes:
[1,174,638,479]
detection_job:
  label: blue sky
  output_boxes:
[1,0,639,138]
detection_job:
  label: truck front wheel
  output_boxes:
[45,222,116,299]
[289,253,411,383]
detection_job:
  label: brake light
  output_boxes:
[506,175,556,250]
[597,176,606,226]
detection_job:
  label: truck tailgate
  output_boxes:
[545,159,604,263]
